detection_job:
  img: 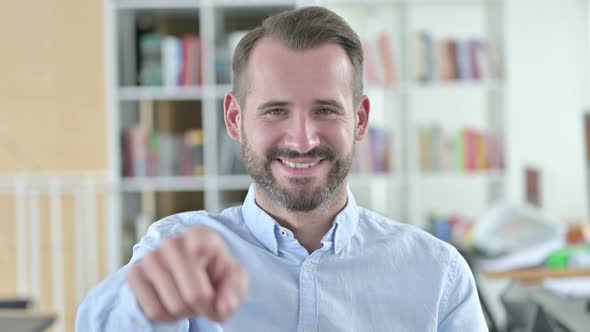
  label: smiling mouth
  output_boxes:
[278,159,322,169]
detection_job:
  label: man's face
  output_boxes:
[235,38,366,212]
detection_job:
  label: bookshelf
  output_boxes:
[105,0,506,269]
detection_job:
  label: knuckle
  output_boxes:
[127,265,141,283]
[185,287,210,307]
[194,225,214,237]
[167,300,186,317]
[184,287,201,304]
[144,306,163,321]
[142,251,161,269]
[163,236,182,252]
[142,252,155,266]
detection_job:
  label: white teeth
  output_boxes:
[281,159,320,169]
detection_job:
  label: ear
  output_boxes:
[354,95,370,141]
[224,92,242,142]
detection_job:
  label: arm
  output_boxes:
[75,219,190,332]
[438,249,489,332]
[75,216,247,332]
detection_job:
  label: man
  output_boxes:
[77,6,487,331]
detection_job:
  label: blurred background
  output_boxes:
[1,0,589,331]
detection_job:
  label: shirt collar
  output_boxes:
[241,183,360,256]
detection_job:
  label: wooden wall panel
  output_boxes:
[0,0,106,171]
[0,1,107,331]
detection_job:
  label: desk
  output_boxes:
[526,287,590,332]
[483,268,590,284]
[481,269,590,332]
[0,311,55,332]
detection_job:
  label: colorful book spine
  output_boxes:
[377,32,397,87]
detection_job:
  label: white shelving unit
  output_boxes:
[104,0,507,269]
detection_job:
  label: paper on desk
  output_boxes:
[479,236,565,272]
[543,277,590,299]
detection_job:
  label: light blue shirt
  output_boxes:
[76,185,487,331]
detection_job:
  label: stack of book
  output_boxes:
[417,125,503,172]
[138,33,202,87]
[122,127,204,177]
[352,127,392,174]
[362,32,398,87]
[412,31,502,82]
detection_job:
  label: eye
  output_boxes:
[317,108,336,115]
[266,108,286,116]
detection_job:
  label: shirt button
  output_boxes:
[279,229,288,237]
[306,263,314,272]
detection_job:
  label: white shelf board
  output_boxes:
[114,0,203,10]
[365,80,502,95]
[407,79,503,91]
[212,0,297,8]
[406,0,501,5]
[118,85,229,101]
[216,175,252,190]
[365,85,404,95]
[349,173,405,186]
[120,175,253,192]
[413,170,504,183]
[121,176,207,191]
[321,0,500,6]
[120,174,408,192]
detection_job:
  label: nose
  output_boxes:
[283,112,320,153]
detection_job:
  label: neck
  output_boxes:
[255,183,348,253]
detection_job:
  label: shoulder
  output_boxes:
[356,207,462,273]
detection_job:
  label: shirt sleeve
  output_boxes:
[75,216,193,332]
[437,249,489,332]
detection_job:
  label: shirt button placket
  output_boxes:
[298,254,323,332]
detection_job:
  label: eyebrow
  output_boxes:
[314,99,344,110]
[257,99,345,111]
[257,100,291,111]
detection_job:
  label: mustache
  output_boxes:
[266,146,336,161]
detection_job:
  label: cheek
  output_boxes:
[246,124,281,150]
[320,123,355,147]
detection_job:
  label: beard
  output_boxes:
[240,133,353,212]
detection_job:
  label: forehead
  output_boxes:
[245,37,354,105]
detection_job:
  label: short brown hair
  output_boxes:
[231,6,364,107]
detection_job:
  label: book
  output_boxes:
[184,129,204,176]
[456,40,472,80]
[475,131,487,170]
[418,126,433,171]
[468,40,481,80]
[162,36,182,87]
[525,166,541,207]
[437,39,453,81]
[463,128,478,172]
[421,32,436,82]
[584,112,590,164]
[362,39,381,85]
[455,130,465,172]
[369,127,391,173]
[377,32,397,87]
[412,32,426,81]
[139,33,164,86]
[180,34,201,86]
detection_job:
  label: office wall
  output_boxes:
[0,1,107,172]
[505,0,590,221]
[0,1,106,331]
